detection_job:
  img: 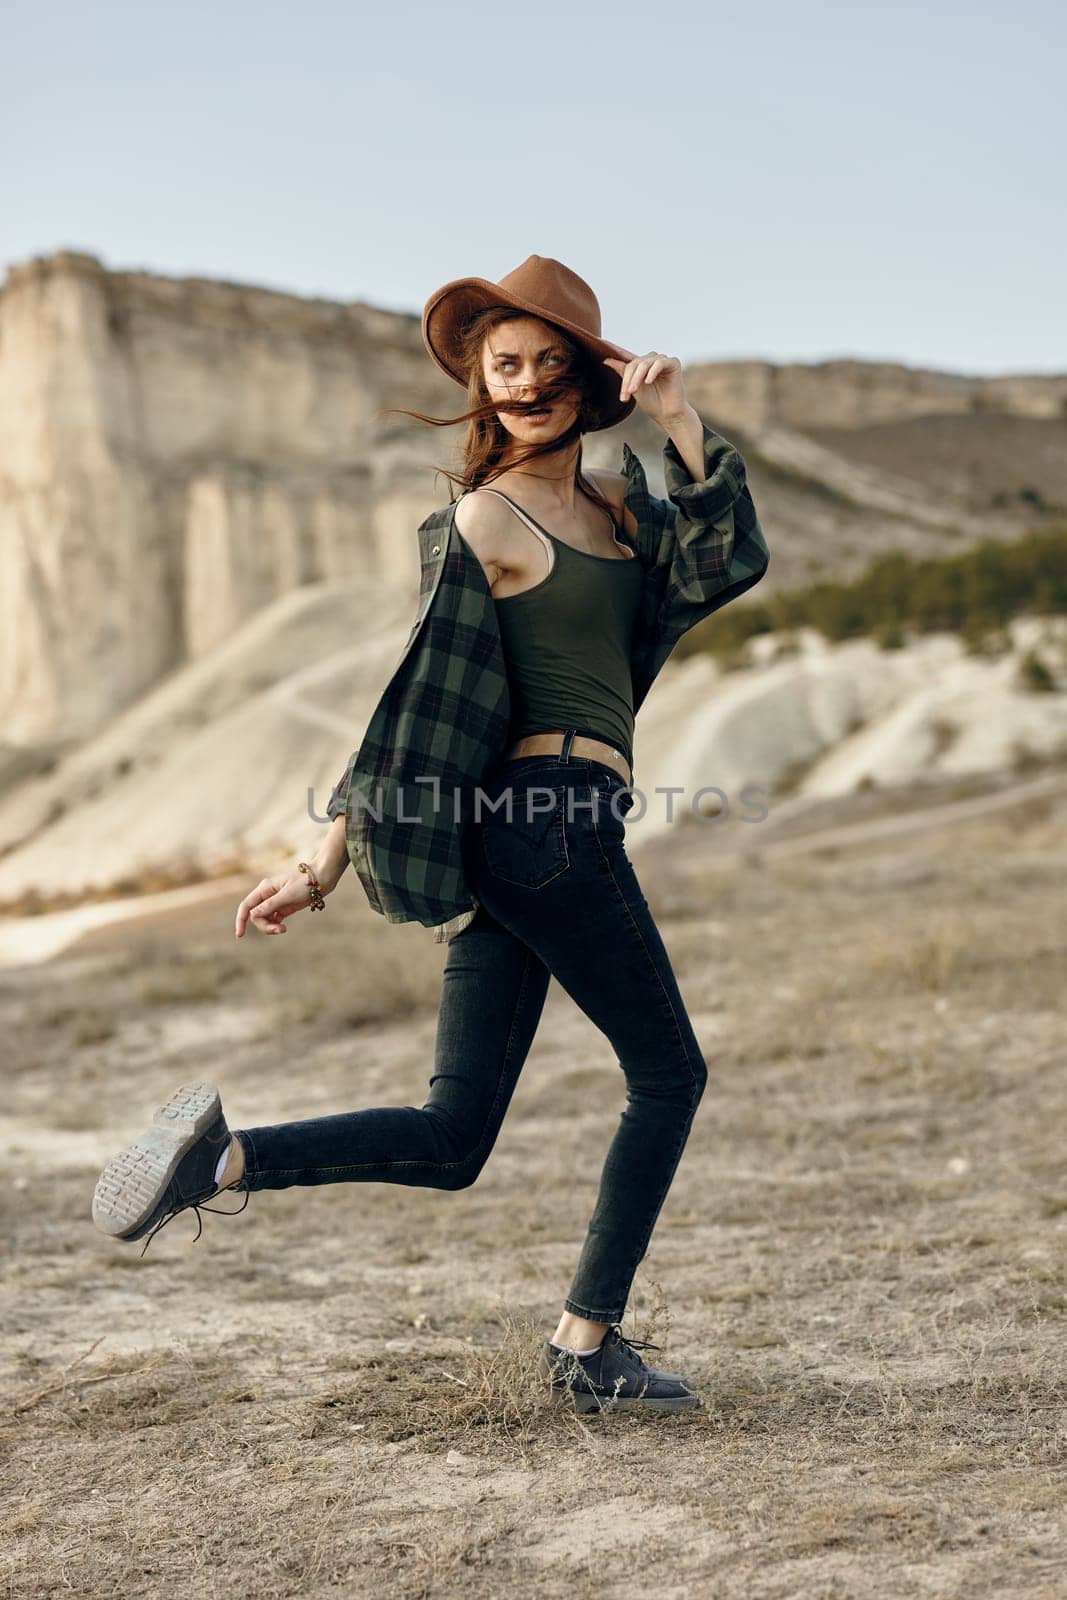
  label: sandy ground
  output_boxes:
[1,769,1065,1599]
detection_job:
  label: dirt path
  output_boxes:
[748,768,1067,859]
[0,875,249,966]
[1,775,1064,1597]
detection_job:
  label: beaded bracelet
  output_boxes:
[298,861,327,911]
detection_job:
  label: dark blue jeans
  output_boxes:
[235,732,708,1323]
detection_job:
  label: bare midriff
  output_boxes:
[501,731,632,788]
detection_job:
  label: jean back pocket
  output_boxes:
[478,783,570,890]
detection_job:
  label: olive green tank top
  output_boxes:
[476,489,645,770]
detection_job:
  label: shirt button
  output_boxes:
[431,544,441,555]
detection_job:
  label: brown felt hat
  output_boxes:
[422,254,636,432]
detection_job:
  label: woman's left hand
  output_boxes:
[602,349,689,429]
[235,867,327,937]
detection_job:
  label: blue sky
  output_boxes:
[3,0,1064,376]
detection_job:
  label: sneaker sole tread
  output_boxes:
[91,1082,222,1239]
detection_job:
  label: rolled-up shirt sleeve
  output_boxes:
[660,421,770,623]
[325,757,355,821]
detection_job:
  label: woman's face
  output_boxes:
[480,316,581,446]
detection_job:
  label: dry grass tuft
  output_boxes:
[857,912,976,992]
[2,778,1066,1597]
[423,1310,562,1447]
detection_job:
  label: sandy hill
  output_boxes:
[3,249,1064,750]
[1,249,1065,910]
[0,581,1062,910]
[0,577,414,904]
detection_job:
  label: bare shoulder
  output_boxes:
[453,490,514,582]
[453,488,513,544]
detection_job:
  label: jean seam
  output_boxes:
[572,824,704,1312]
[591,828,700,1097]
[469,943,537,1157]
[241,947,539,1187]
[235,1128,258,1188]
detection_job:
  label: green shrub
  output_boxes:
[1018,649,1057,693]
[690,524,1067,664]
[874,618,905,650]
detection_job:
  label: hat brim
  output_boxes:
[422,275,636,432]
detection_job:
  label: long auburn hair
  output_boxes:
[385,307,617,522]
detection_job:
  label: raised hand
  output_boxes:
[602,349,689,429]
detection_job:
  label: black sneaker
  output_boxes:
[538,1325,702,1414]
[91,1082,246,1252]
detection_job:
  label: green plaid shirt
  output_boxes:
[325,416,770,942]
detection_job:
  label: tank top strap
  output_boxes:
[472,484,621,542]
[473,488,552,543]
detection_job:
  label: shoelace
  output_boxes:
[607,1325,662,1357]
[551,1326,662,1370]
[549,1327,668,1406]
[138,1184,250,1257]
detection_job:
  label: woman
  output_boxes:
[92,256,771,1415]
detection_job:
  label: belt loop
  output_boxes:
[559,729,576,764]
